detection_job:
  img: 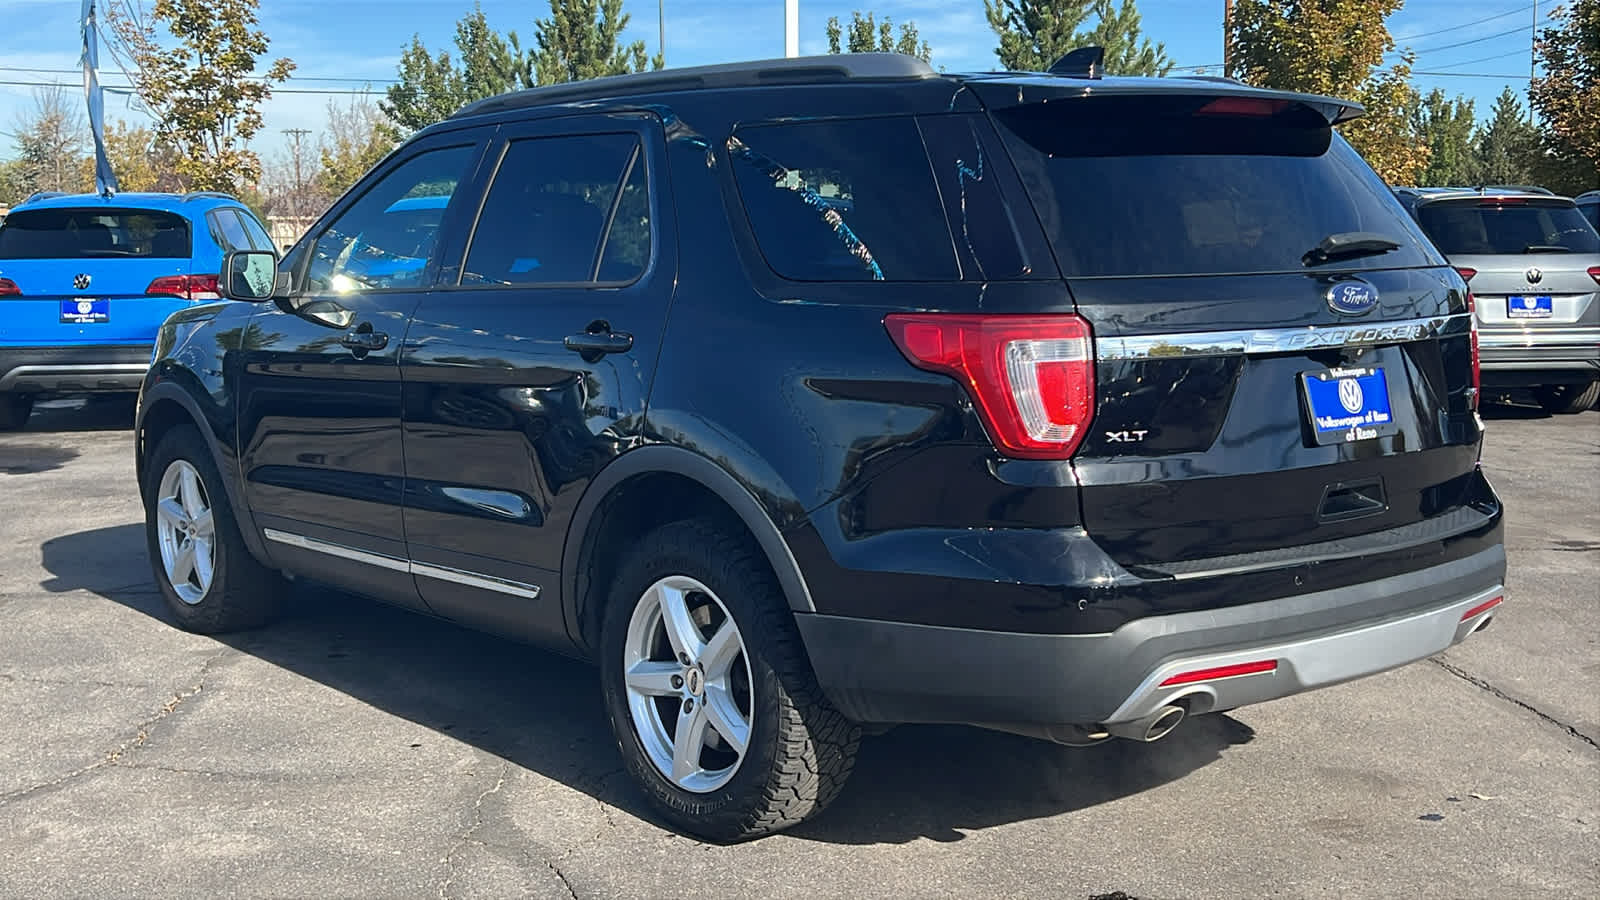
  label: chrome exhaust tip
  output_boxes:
[1105,704,1186,743]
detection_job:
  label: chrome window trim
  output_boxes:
[263,528,542,599]
[1095,314,1469,361]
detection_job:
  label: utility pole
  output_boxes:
[785,0,799,58]
[659,0,665,67]
[1223,0,1233,79]
[283,127,311,220]
[1529,0,1538,124]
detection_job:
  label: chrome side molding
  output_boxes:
[263,528,542,599]
[1096,314,1469,361]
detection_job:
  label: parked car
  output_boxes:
[135,52,1506,841]
[1577,190,1599,232]
[1395,186,1600,413]
[0,190,276,430]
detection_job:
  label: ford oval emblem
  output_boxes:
[1326,279,1379,316]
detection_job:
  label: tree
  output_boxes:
[78,120,179,192]
[1228,0,1429,185]
[10,87,89,195]
[532,0,661,86]
[1528,0,1599,191]
[382,36,467,134]
[105,0,295,194]
[985,0,1171,76]
[1412,89,1477,187]
[1473,88,1539,186]
[318,97,398,198]
[824,12,932,63]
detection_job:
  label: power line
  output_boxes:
[0,78,381,95]
[0,65,397,85]
[1392,2,1535,43]
[1422,47,1531,70]
[1412,70,1533,79]
[1402,22,1537,55]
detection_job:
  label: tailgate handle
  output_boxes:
[1319,478,1387,523]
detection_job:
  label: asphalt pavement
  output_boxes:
[0,396,1595,898]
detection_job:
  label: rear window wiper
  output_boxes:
[1302,232,1402,266]
[1523,244,1572,253]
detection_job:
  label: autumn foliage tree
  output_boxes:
[1528,0,1600,191]
[824,11,933,63]
[1228,0,1427,185]
[106,0,294,194]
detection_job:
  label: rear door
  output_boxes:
[986,91,1481,566]
[238,133,488,608]
[0,206,197,346]
[1413,197,1600,331]
[398,114,674,644]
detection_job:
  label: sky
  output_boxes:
[0,0,1559,167]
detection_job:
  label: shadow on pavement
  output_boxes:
[0,443,81,475]
[40,522,1254,845]
[17,397,138,433]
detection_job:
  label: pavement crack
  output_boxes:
[0,672,152,690]
[1431,658,1598,751]
[0,645,229,807]
[437,760,513,900]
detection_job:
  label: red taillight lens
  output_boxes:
[1194,97,1289,117]
[1480,197,1525,206]
[1587,266,1600,286]
[1467,291,1481,410]
[1455,267,1477,283]
[885,313,1095,459]
[145,273,221,301]
[1159,659,1278,687]
[0,277,20,296]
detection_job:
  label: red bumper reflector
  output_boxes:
[1460,595,1503,622]
[1159,659,1278,687]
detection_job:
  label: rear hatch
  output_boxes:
[1411,195,1600,330]
[985,89,1483,567]
[0,206,203,345]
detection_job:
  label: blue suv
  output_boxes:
[0,191,276,429]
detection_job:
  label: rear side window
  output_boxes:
[237,211,278,253]
[729,117,957,282]
[462,133,646,286]
[0,208,191,259]
[992,96,1439,278]
[209,209,251,252]
[1416,202,1600,255]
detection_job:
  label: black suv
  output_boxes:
[135,53,1506,841]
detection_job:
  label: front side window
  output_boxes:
[461,133,646,286]
[306,144,476,293]
[0,208,191,259]
[729,117,957,282]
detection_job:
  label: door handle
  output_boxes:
[341,330,389,352]
[563,331,633,358]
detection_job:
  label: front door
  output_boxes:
[399,115,676,644]
[238,135,487,607]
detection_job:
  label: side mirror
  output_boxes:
[221,250,280,302]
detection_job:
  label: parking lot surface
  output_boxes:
[1,398,1595,898]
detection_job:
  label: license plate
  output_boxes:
[1507,295,1553,318]
[60,298,109,324]
[1302,367,1395,445]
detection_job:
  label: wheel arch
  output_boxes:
[561,445,816,657]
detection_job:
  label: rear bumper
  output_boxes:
[1479,326,1600,381]
[0,344,151,394]
[796,543,1506,728]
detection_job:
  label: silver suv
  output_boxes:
[1398,187,1600,413]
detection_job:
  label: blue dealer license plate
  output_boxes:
[1507,295,1552,318]
[1302,367,1395,445]
[60,298,109,324]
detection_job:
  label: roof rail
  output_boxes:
[456,53,938,118]
[24,191,69,204]
[182,191,236,202]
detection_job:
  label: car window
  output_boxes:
[597,147,651,283]
[210,209,252,252]
[992,95,1439,278]
[236,210,278,253]
[1579,201,1600,232]
[0,208,191,259]
[307,145,476,294]
[461,134,640,286]
[1416,201,1600,255]
[728,117,958,282]
[917,114,1051,280]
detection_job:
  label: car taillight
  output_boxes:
[1467,291,1481,411]
[1588,266,1600,286]
[0,277,20,296]
[1455,267,1476,283]
[885,313,1095,459]
[145,273,221,301]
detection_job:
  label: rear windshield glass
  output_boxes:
[1415,202,1600,255]
[729,117,957,282]
[0,208,191,259]
[992,96,1439,278]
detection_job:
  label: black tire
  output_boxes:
[599,518,859,842]
[0,394,33,431]
[143,424,285,632]
[1535,380,1600,415]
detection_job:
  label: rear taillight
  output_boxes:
[1455,267,1477,283]
[885,313,1095,459]
[0,277,20,296]
[1194,97,1289,118]
[145,273,221,301]
[1467,291,1481,410]
[1587,266,1600,286]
